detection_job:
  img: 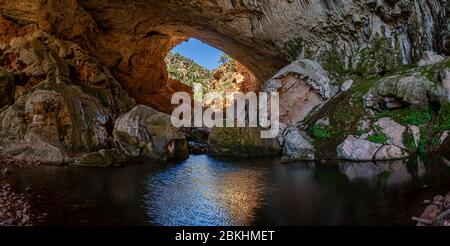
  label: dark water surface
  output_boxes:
[7,155,450,225]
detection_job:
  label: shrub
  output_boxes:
[368,132,388,144]
[402,131,416,151]
[418,136,427,155]
[402,109,433,126]
[311,125,336,140]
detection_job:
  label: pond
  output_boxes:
[7,155,450,225]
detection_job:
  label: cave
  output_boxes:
[0,0,290,114]
[3,0,448,115]
[2,0,450,228]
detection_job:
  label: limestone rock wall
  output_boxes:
[1,1,448,108]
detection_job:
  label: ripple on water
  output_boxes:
[143,155,270,226]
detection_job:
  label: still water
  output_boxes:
[8,155,450,225]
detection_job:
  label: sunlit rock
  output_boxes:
[263,59,337,125]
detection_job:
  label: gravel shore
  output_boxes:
[0,167,33,226]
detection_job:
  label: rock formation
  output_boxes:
[263,59,338,125]
[210,60,259,96]
[113,105,189,162]
[279,126,315,162]
[207,125,280,157]
[0,1,450,164]
[0,26,188,166]
[1,0,448,111]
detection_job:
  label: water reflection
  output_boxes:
[5,154,450,225]
[143,155,269,226]
[339,159,415,185]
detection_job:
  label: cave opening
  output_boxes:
[164,38,259,109]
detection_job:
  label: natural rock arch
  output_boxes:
[1,0,448,111]
[0,0,290,108]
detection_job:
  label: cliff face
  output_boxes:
[165,52,212,90]
[0,0,450,163]
[1,0,448,108]
[211,60,259,95]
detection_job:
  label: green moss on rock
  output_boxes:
[207,125,281,157]
[352,36,404,76]
[375,108,434,126]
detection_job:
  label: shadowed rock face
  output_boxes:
[1,0,448,111]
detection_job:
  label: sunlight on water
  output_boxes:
[7,154,450,225]
[143,155,269,226]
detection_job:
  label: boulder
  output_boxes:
[437,131,450,152]
[420,204,442,220]
[340,79,353,92]
[187,127,210,144]
[315,116,330,127]
[0,85,116,155]
[113,105,189,161]
[22,87,113,153]
[0,69,15,108]
[72,149,127,167]
[0,105,26,138]
[279,126,315,162]
[262,59,338,124]
[9,132,68,165]
[357,119,371,132]
[440,68,450,101]
[374,118,406,148]
[336,134,409,161]
[363,74,445,111]
[417,51,445,67]
[208,125,281,157]
[374,145,409,161]
[337,136,382,161]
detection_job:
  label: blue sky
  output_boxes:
[171,38,223,70]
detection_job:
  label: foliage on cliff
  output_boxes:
[210,60,238,94]
[165,52,213,90]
